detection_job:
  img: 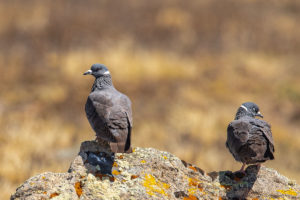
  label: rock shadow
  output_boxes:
[218,165,260,200]
[85,152,115,175]
[74,140,116,178]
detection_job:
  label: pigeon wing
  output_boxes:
[120,94,133,151]
[250,119,275,159]
[85,92,115,142]
[251,119,274,151]
[106,93,132,152]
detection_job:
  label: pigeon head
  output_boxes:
[83,64,110,78]
[235,102,263,120]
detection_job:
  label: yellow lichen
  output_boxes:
[141,160,146,164]
[113,162,118,167]
[112,170,121,175]
[277,188,297,196]
[188,177,199,187]
[187,177,204,195]
[162,155,168,160]
[188,187,198,195]
[143,174,170,196]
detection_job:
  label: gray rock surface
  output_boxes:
[11,140,300,200]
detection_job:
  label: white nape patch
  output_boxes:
[103,71,110,75]
[240,105,248,111]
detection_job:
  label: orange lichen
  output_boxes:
[183,194,198,200]
[277,188,297,196]
[49,192,59,198]
[43,191,47,194]
[252,198,259,200]
[198,185,203,192]
[118,155,124,159]
[219,197,223,200]
[141,160,146,163]
[188,166,198,172]
[95,174,115,182]
[109,177,115,182]
[112,170,121,175]
[131,175,139,180]
[143,174,170,196]
[220,185,232,190]
[234,177,241,182]
[95,173,103,179]
[74,182,83,197]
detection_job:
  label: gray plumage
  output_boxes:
[84,64,133,153]
[226,102,274,165]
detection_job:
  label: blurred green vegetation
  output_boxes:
[1,0,300,199]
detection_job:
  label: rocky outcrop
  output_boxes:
[11,141,300,200]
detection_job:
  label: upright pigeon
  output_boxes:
[83,64,133,153]
[226,102,274,172]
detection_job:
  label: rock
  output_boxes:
[11,140,300,200]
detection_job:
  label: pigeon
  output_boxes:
[226,102,274,172]
[83,64,133,153]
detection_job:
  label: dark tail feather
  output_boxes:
[124,126,131,152]
[263,135,275,160]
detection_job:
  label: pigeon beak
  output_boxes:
[83,69,92,75]
[256,111,263,118]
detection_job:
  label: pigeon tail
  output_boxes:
[110,142,132,153]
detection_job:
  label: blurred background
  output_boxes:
[1,0,300,198]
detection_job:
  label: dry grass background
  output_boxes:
[0,0,300,199]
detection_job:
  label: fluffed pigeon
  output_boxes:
[83,64,133,153]
[226,102,274,172]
